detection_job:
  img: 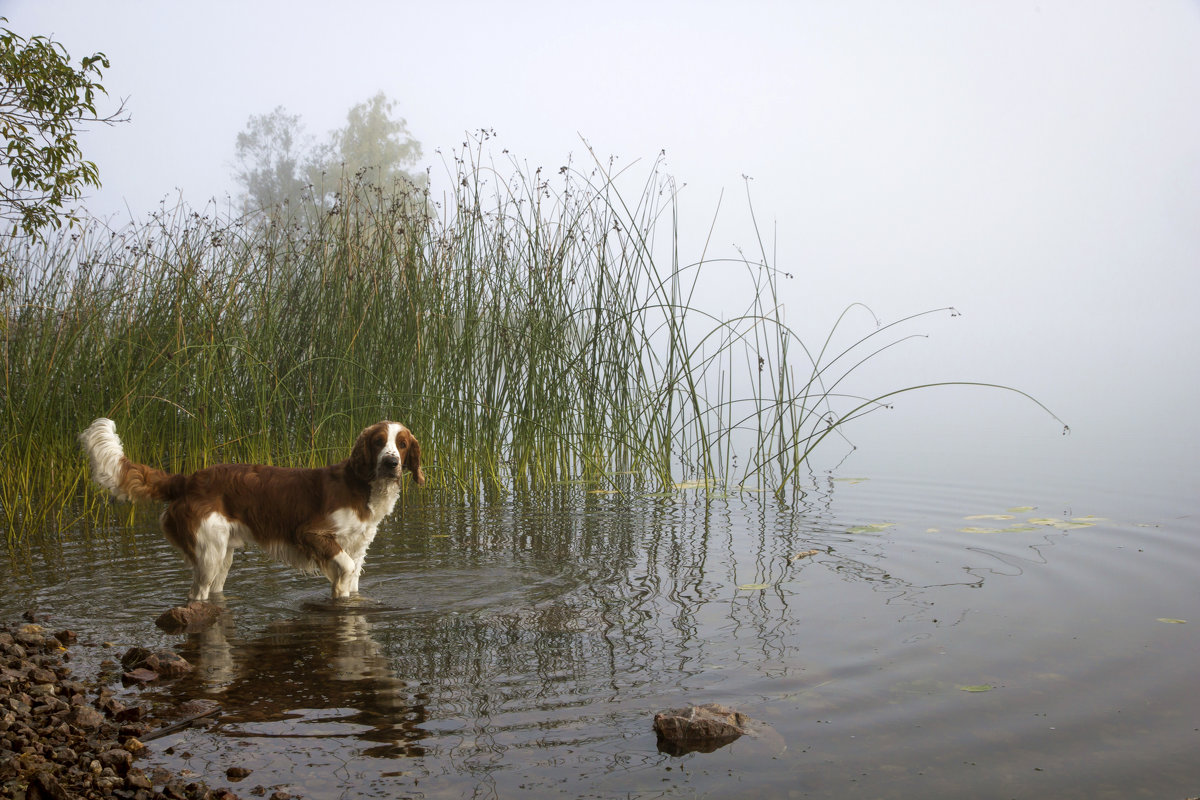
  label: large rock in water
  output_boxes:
[154,601,223,633]
[653,703,750,755]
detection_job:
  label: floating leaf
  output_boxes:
[1157,618,1187,624]
[833,477,869,485]
[790,549,820,561]
[1027,517,1099,530]
[964,514,1015,521]
[958,685,993,693]
[737,583,771,591]
[959,525,1038,534]
[1007,506,1036,513]
[673,479,712,490]
[588,489,619,495]
[848,522,894,534]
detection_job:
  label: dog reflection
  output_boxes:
[168,607,426,757]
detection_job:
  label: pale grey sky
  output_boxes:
[7,0,1200,486]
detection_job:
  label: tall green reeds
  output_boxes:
[0,138,1064,539]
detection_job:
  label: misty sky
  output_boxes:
[7,0,1200,491]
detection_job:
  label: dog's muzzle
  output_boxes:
[379,454,400,476]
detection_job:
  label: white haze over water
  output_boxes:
[7,0,1200,501]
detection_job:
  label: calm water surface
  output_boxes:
[3,464,1198,799]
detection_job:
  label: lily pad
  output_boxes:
[964,514,1015,521]
[673,479,712,490]
[833,477,869,484]
[1007,506,1036,513]
[737,583,771,591]
[848,522,894,534]
[959,525,1039,534]
[1156,618,1187,624]
[958,685,993,693]
[1027,517,1100,530]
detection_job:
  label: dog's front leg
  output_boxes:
[325,550,357,599]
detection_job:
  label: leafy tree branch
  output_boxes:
[0,18,128,242]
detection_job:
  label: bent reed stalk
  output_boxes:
[0,139,1065,539]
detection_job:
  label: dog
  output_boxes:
[79,418,424,602]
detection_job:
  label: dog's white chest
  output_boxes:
[328,480,400,556]
[367,480,401,522]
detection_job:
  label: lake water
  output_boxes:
[3,422,1198,800]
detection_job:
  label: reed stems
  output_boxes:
[0,140,1065,539]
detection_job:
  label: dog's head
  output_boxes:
[349,421,426,486]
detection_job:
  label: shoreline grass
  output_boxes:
[0,140,1066,540]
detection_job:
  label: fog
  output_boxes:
[8,0,1200,496]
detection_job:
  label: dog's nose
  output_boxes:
[381,454,400,470]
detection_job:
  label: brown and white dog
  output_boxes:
[79,418,424,602]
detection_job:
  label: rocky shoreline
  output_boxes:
[0,617,261,800]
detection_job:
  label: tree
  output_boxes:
[232,92,424,215]
[323,91,422,189]
[0,18,125,240]
[232,105,315,213]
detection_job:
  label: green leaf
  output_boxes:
[958,685,993,693]
[848,522,894,534]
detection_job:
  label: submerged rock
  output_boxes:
[120,645,196,686]
[155,601,224,634]
[653,702,751,755]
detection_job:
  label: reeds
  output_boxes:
[0,139,1064,539]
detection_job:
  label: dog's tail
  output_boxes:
[79,418,184,503]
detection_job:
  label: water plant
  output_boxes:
[0,136,1065,540]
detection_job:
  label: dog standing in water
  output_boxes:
[79,419,424,602]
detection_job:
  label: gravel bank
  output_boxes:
[0,618,250,800]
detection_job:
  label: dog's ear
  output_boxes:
[404,431,426,486]
[347,424,379,482]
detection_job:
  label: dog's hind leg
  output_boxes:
[209,523,247,595]
[209,545,235,595]
[190,513,233,602]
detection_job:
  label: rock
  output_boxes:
[147,651,194,678]
[70,704,104,730]
[98,746,133,775]
[125,767,153,790]
[120,647,153,670]
[120,668,160,686]
[652,703,750,755]
[26,770,69,800]
[52,630,76,645]
[155,602,223,634]
[116,703,148,722]
[118,648,193,685]
[226,766,252,780]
